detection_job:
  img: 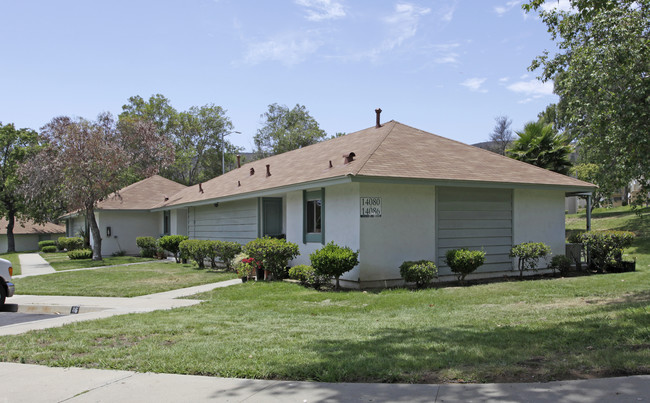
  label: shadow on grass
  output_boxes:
[276,291,650,384]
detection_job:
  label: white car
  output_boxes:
[0,258,15,307]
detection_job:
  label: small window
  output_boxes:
[304,189,324,244]
[163,210,171,235]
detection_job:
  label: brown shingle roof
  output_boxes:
[159,121,595,208]
[96,175,187,211]
[0,218,65,235]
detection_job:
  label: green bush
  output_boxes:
[41,245,58,253]
[549,255,572,275]
[214,241,242,271]
[136,236,157,258]
[510,242,552,278]
[399,260,437,288]
[567,230,586,244]
[57,237,84,251]
[179,239,213,269]
[578,230,635,271]
[310,242,358,290]
[244,237,300,280]
[38,240,56,250]
[288,264,328,288]
[445,249,486,283]
[67,248,93,260]
[158,235,188,263]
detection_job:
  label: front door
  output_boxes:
[262,198,283,237]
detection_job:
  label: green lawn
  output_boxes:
[12,262,237,297]
[0,253,22,276]
[40,252,154,271]
[0,206,648,384]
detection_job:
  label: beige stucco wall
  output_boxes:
[358,183,436,286]
[513,189,567,270]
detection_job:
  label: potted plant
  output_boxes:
[237,257,259,282]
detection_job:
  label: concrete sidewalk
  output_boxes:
[14,253,56,278]
[0,362,647,403]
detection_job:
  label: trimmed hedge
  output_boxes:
[288,264,328,289]
[445,249,486,283]
[38,240,57,250]
[310,242,358,290]
[68,249,92,260]
[510,242,552,278]
[578,230,635,271]
[244,237,300,280]
[158,235,189,263]
[214,241,242,271]
[179,239,212,269]
[550,254,572,275]
[136,236,157,258]
[41,245,58,253]
[399,260,437,288]
[57,237,84,251]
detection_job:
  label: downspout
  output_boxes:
[586,194,592,231]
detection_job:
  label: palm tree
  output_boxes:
[507,121,573,175]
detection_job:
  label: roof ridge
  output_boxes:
[353,121,397,175]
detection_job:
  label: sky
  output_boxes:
[0,0,571,151]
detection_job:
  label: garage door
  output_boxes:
[437,187,513,275]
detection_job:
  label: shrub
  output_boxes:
[136,236,157,258]
[41,245,57,253]
[158,235,189,263]
[68,248,92,260]
[310,242,359,290]
[567,230,586,244]
[179,239,213,269]
[244,237,300,280]
[445,249,486,283]
[57,237,84,251]
[38,240,56,250]
[399,260,437,288]
[214,241,242,271]
[509,242,552,278]
[549,255,572,275]
[289,264,328,288]
[112,250,127,257]
[578,231,635,272]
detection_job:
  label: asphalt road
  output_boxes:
[0,311,61,326]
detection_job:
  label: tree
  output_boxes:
[488,116,513,155]
[523,0,650,206]
[19,113,174,260]
[254,103,326,158]
[507,121,573,175]
[120,95,237,185]
[0,123,41,252]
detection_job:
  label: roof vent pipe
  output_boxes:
[375,108,382,128]
[199,183,204,194]
[329,160,333,168]
[250,167,255,176]
[238,180,241,187]
[266,164,271,177]
[236,155,241,168]
[343,152,356,164]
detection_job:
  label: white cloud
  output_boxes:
[295,0,346,21]
[498,76,510,83]
[431,43,461,64]
[461,77,488,93]
[507,79,554,97]
[494,0,521,16]
[541,0,573,12]
[383,3,431,50]
[439,1,457,22]
[243,34,322,66]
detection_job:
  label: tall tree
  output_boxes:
[488,116,513,155]
[120,95,236,185]
[507,121,573,175]
[523,0,650,205]
[19,113,174,260]
[0,123,41,252]
[254,103,326,158]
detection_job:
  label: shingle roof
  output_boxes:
[0,218,65,235]
[159,121,595,208]
[96,175,187,211]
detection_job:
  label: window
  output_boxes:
[304,189,324,244]
[163,210,170,235]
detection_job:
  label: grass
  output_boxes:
[0,253,23,276]
[0,206,647,384]
[12,262,237,297]
[40,252,154,271]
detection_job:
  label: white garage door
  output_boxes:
[437,187,513,275]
